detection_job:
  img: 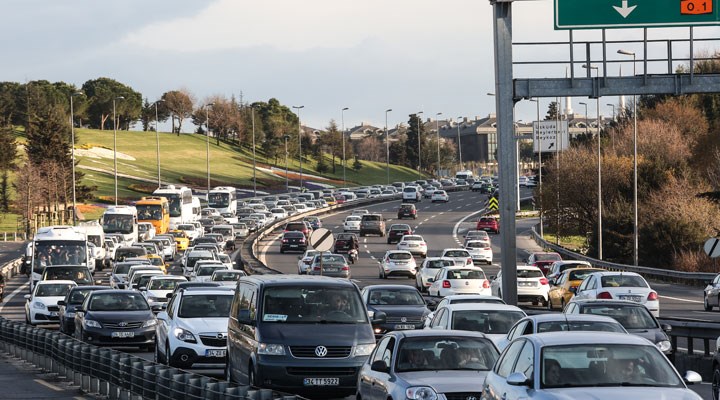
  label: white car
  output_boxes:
[142,275,187,309]
[270,208,288,220]
[415,257,455,292]
[25,280,77,325]
[231,223,249,239]
[424,294,506,327]
[218,253,233,269]
[490,265,550,306]
[297,249,322,274]
[571,271,660,317]
[427,266,491,297]
[155,287,235,368]
[352,209,370,216]
[431,190,449,203]
[426,303,526,347]
[191,260,226,282]
[343,215,362,232]
[396,235,428,257]
[211,270,246,286]
[464,240,493,265]
[422,186,437,198]
[294,204,309,213]
[440,248,474,267]
[379,250,417,279]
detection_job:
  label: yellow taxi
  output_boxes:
[168,229,190,251]
[144,254,168,274]
[547,267,604,311]
[323,196,337,206]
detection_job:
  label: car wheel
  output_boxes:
[547,297,554,311]
[167,341,180,368]
[713,365,720,400]
[560,298,566,310]
[225,359,233,383]
[280,249,285,254]
[378,269,383,279]
[541,297,548,308]
[249,363,259,387]
[705,294,713,311]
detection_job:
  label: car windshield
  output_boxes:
[395,336,499,372]
[580,305,658,330]
[446,269,486,280]
[388,253,412,260]
[177,224,194,231]
[69,288,100,304]
[535,253,561,261]
[537,320,626,333]
[363,215,381,221]
[541,344,682,388]
[517,269,544,278]
[197,266,225,276]
[559,263,591,272]
[261,286,367,324]
[314,255,346,264]
[367,289,424,305]
[149,279,181,290]
[178,294,233,318]
[444,250,470,258]
[451,310,525,334]
[36,283,74,297]
[88,293,149,311]
[601,275,648,288]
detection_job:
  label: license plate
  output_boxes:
[619,295,642,302]
[395,324,415,330]
[325,268,338,272]
[482,227,491,231]
[206,349,226,357]
[304,378,339,386]
[111,331,135,338]
[409,244,418,247]
[290,245,298,247]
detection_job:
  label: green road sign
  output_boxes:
[488,196,499,211]
[555,0,720,29]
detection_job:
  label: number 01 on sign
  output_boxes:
[682,0,713,14]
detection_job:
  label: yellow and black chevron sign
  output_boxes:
[488,196,498,210]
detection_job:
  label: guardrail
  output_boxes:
[0,317,303,400]
[529,225,717,284]
[0,232,26,242]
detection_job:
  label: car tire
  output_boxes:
[167,341,180,368]
[547,297,554,311]
[713,364,720,400]
[154,341,166,364]
[280,249,285,254]
[249,363,259,387]
[225,359,234,383]
[378,269,383,279]
[705,295,713,311]
[560,298,566,311]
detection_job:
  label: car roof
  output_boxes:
[442,265,484,271]
[385,250,412,255]
[70,285,108,291]
[179,287,235,296]
[553,260,591,265]
[571,299,650,307]
[389,329,488,340]
[519,314,623,324]
[591,271,642,277]
[148,275,186,281]
[442,303,524,312]
[37,280,77,286]
[442,248,469,252]
[363,284,422,292]
[526,331,650,347]
[517,265,542,271]
[444,294,504,301]
[238,274,358,287]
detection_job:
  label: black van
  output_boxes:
[226,275,385,397]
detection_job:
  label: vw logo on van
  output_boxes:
[315,346,328,357]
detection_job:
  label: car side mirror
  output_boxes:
[372,311,387,324]
[24,294,31,300]
[166,293,173,299]
[151,304,165,312]
[427,278,434,283]
[569,287,577,294]
[156,311,168,321]
[548,279,555,286]
[57,300,66,306]
[684,370,702,385]
[139,287,147,292]
[489,275,496,280]
[370,360,389,373]
[507,372,531,386]
[662,324,672,333]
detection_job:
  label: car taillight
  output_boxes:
[647,292,658,301]
[597,291,613,299]
[484,246,491,250]
[342,266,349,270]
[482,280,490,288]
[467,258,472,265]
[313,266,321,271]
[282,239,288,243]
[539,278,549,285]
[442,280,451,288]
[299,239,305,243]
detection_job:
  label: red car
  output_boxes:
[526,252,562,275]
[476,216,499,234]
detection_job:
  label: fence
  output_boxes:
[0,232,26,242]
[0,317,303,400]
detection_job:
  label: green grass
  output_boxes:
[542,234,588,252]
[0,212,21,234]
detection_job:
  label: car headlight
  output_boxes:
[354,343,376,357]
[657,340,672,353]
[257,343,286,355]
[33,302,46,310]
[174,327,197,343]
[143,319,157,328]
[84,319,102,328]
[406,386,438,400]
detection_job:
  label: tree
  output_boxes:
[192,95,245,145]
[405,114,424,170]
[545,101,560,120]
[319,120,342,173]
[0,125,16,212]
[81,78,142,130]
[162,89,194,135]
[356,136,384,162]
[353,156,362,171]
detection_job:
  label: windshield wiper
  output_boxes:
[315,320,357,324]
[592,382,660,387]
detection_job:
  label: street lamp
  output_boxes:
[292,105,304,190]
[436,112,442,177]
[618,48,639,266]
[416,111,424,171]
[606,103,615,122]
[250,106,257,197]
[341,107,349,186]
[584,63,603,260]
[284,134,290,191]
[112,96,124,206]
[385,109,392,185]
[529,98,542,237]
[578,101,589,137]
[69,91,83,224]
[204,103,214,194]
[154,99,165,189]
[456,116,463,171]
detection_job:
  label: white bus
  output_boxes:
[101,205,138,245]
[153,185,197,229]
[208,186,237,216]
[75,221,107,271]
[29,226,93,290]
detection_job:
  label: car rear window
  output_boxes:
[535,253,562,261]
[446,269,486,280]
[284,232,304,238]
[286,223,306,230]
[601,275,648,288]
[362,215,381,221]
[517,269,544,278]
[389,253,412,260]
[403,187,417,193]
[445,250,470,258]
[425,259,454,269]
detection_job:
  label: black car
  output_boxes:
[280,231,307,253]
[57,285,110,335]
[74,289,159,350]
[198,218,215,233]
[334,233,359,253]
[397,204,417,220]
[564,299,672,355]
[387,224,413,244]
[361,285,430,340]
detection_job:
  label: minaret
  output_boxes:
[563,67,573,118]
[619,65,626,111]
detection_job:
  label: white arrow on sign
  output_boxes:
[613,0,637,18]
[704,237,720,258]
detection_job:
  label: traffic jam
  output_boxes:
[11,176,704,399]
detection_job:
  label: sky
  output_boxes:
[2,0,716,131]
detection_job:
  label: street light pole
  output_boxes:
[456,117,463,171]
[606,103,615,122]
[292,105,305,190]
[416,111,424,172]
[436,112,442,177]
[155,99,165,189]
[341,107,349,186]
[385,109,392,185]
[584,63,603,260]
[530,98,542,237]
[205,103,214,194]
[284,134,290,191]
[578,101,589,137]
[251,106,257,197]
[113,96,124,206]
[619,49,638,266]
[70,91,83,224]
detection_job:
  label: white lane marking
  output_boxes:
[370,256,376,260]
[430,215,436,219]
[363,238,367,243]
[34,379,63,391]
[659,295,703,304]
[363,245,368,249]
[423,219,430,222]
[439,212,445,215]
[366,250,371,254]
[333,226,339,229]
[259,234,283,265]
[452,208,487,243]
[0,282,29,313]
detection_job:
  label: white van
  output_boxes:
[402,186,421,203]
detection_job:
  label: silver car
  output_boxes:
[482,332,702,400]
[357,330,499,400]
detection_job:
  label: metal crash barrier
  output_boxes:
[0,317,305,400]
